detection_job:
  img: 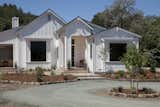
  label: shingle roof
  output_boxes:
[100,27,141,38]
[0,26,24,36]
[81,18,106,34]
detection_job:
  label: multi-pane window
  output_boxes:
[31,41,46,61]
[110,43,126,61]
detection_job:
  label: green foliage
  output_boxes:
[92,0,144,32]
[0,73,5,80]
[99,46,108,61]
[116,70,125,77]
[92,0,160,67]
[0,4,37,31]
[121,46,148,73]
[51,71,55,76]
[35,67,44,82]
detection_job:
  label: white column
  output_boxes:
[64,36,68,68]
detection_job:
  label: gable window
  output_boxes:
[31,41,46,61]
[90,43,92,59]
[110,43,126,61]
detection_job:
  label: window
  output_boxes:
[90,43,92,59]
[110,43,126,61]
[31,41,46,61]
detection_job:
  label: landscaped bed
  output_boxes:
[109,87,160,98]
[0,73,77,85]
[99,71,160,81]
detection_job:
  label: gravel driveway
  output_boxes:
[1,80,160,107]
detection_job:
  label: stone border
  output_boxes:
[105,78,160,82]
[109,91,160,98]
[0,79,77,85]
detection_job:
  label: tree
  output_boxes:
[121,46,148,89]
[0,4,37,31]
[92,0,144,32]
[99,45,108,72]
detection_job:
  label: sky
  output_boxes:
[0,0,160,22]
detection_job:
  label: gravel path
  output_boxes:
[1,80,160,107]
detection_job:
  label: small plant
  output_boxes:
[35,67,44,82]
[116,70,125,78]
[0,73,5,80]
[118,86,123,93]
[51,71,55,76]
[142,87,155,94]
[51,65,57,70]
[67,60,71,69]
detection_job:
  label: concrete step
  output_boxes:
[0,67,15,72]
[77,76,106,80]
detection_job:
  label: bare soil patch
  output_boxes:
[1,73,77,83]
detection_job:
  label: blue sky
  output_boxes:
[0,0,160,21]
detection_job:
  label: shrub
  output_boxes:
[51,71,55,76]
[142,88,155,94]
[118,86,123,93]
[35,67,44,82]
[0,73,5,80]
[116,70,125,78]
[51,65,57,70]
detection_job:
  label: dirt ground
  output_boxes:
[0,83,38,107]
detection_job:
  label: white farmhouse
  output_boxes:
[0,9,141,72]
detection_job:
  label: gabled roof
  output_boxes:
[0,9,66,36]
[100,27,141,38]
[58,16,106,34]
[0,26,24,36]
[80,17,106,34]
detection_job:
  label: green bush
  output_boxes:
[51,71,55,76]
[0,73,5,80]
[116,70,125,77]
[35,67,44,82]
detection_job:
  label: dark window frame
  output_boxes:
[109,43,127,61]
[30,41,47,62]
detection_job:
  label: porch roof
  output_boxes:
[57,16,106,35]
[99,27,141,39]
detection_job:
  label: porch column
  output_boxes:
[64,36,68,69]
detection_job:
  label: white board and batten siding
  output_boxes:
[17,11,64,69]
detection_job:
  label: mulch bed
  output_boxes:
[0,73,77,84]
[109,87,160,98]
[99,71,160,81]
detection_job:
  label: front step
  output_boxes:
[64,72,106,80]
[0,67,15,72]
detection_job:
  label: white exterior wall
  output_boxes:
[0,30,19,68]
[94,35,140,72]
[17,12,64,69]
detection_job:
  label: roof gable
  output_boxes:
[99,27,141,39]
[58,16,106,35]
[18,9,66,37]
